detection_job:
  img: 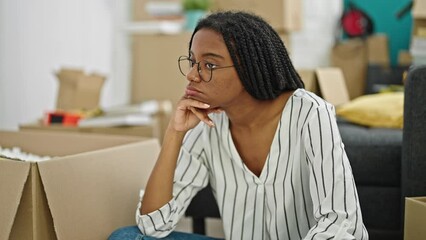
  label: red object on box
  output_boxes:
[44,112,82,126]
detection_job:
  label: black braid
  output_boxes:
[188,11,304,100]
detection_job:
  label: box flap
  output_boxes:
[38,139,160,240]
[0,159,30,240]
[407,196,426,205]
[56,68,85,84]
[315,68,350,107]
[0,130,146,157]
[413,0,426,19]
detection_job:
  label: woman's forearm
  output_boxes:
[140,126,186,215]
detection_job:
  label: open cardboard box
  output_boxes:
[0,131,160,240]
[404,197,426,240]
[55,68,105,111]
[297,67,350,107]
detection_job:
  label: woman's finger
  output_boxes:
[188,106,215,127]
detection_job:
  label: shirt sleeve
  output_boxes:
[303,104,368,240]
[136,128,209,238]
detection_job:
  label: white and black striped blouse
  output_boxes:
[136,89,369,240]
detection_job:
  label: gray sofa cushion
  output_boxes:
[338,122,403,187]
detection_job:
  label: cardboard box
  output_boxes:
[315,68,350,107]
[404,197,426,240]
[212,0,302,31]
[56,69,105,111]
[367,34,390,67]
[331,39,368,99]
[131,33,191,106]
[20,123,157,138]
[20,107,170,143]
[0,131,160,240]
[296,68,349,107]
[20,113,168,143]
[413,0,426,37]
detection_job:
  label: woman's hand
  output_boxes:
[171,98,221,132]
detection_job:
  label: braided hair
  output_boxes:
[189,11,304,100]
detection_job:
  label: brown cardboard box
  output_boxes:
[315,68,350,107]
[404,197,426,240]
[20,112,169,143]
[212,0,302,31]
[56,69,105,111]
[296,68,349,107]
[367,34,390,67]
[20,123,158,139]
[0,131,160,240]
[331,39,368,100]
[413,0,426,37]
[131,33,191,106]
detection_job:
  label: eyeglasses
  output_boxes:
[178,55,234,82]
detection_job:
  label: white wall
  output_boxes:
[291,0,342,68]
[0,0,130,130]
[0,0,341,131]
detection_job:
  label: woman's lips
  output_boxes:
[185,87,201,96]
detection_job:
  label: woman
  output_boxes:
[110,11,368,240]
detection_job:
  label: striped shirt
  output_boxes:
[136,89,368,239]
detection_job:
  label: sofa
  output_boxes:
[185,65,426,240]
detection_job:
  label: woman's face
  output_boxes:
[185,28,248,108]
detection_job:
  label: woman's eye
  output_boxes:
[205,62,216,70]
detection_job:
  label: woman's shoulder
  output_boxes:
[292,88,333,110]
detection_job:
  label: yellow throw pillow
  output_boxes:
[336,92,404,129]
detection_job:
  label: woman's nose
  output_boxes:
[186,65,201,82]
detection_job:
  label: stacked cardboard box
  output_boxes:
[0,131,160,240]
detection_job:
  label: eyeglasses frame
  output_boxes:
[178,55,234,82]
